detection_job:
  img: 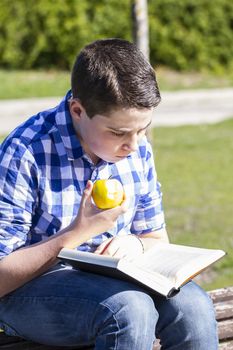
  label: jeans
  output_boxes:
[0,264,218,350]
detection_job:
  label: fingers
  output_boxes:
[94,238,113,255]
[95,237,120,257]
[78,182,128,241]
[95,235,144,259]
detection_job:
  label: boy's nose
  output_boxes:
[122,135,138,152]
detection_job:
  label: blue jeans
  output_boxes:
[0,264,218,349]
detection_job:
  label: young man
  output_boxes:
[0,39,218,349]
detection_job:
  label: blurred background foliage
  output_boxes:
[0,0,232,72]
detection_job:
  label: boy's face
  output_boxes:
[70,100,153,163]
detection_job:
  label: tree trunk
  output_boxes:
[131,0,149,60]
[132,0,153,143]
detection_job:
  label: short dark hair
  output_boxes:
[71,38,161,118]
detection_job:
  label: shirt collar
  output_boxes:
[55,90,84,161]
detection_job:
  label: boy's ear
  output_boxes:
[69,99,85,120]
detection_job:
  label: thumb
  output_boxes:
[81,180,93,207]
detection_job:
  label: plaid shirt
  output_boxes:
[0,91,165,259]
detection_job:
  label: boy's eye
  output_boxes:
[138,129,147,135]
[111,131,124,137]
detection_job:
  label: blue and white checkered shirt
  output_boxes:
[0,91,165,259]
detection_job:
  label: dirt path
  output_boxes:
[0,88,233,134]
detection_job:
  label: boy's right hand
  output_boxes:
[70,180,128,241]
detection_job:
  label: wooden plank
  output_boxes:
[0,334,91,350]
[219,341,233,350]
[0,343,45,350]
[209,287,233,303]
[153,339,233,349]
[0,333,22,346]
[0,344,92,350]
[218,319,233,341]
[153,341,160,350]
[215,300,233,320]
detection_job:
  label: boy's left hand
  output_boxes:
[94,235,143,259]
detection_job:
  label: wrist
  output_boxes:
[56,223,90,249]
[132,235,144,254]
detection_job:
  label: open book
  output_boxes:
[57,243,225,298]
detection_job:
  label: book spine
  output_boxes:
[167,287,180,299]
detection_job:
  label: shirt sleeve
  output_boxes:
[0,138,39,259]
[130,141,165,234]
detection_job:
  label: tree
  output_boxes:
[131,0,149,60]
[132,0,153,142]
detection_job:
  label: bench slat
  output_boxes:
[215,300,233,320]
[209,287,233,303]
[0,334,86,350]
[0,343,45,350]
[218,319,233,341]
[0,334,21,346]
[219,341,233,350]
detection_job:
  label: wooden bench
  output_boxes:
[1,286,233,349]
[209,287,233,350]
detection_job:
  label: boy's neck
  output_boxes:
[80,139,100,165]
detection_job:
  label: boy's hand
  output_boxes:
[71,180,128,241]
[94,235,144,259]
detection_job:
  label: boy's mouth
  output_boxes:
[116,154,129,159]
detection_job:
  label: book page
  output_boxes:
[118,259,175,296]
[125,244,225,285]
[58,244,225,294]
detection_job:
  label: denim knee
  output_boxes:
[179,282,217,327]
[95,290,159,350]
[155,281,218,350]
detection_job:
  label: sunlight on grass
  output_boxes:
[156,67,233,91]
[153,119,233,289]
[0,70,70,99]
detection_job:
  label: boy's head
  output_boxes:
[71,38,161,118]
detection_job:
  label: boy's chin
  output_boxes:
[101,155,126,163]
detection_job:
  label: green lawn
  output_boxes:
[0,68,233,99]
[157,67,233,91]
[153,119,233,290]
[0,119,232,290]
[0,70,70,99]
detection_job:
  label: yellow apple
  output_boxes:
[92,179,124,209]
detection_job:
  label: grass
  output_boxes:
[0,67,233,99]
[0,119,232,291]
[152,118,233,290]
[0,69,70,99]
[156,66,233,91]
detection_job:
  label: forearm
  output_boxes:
[0,179,128,297]
[0,227,85,298]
